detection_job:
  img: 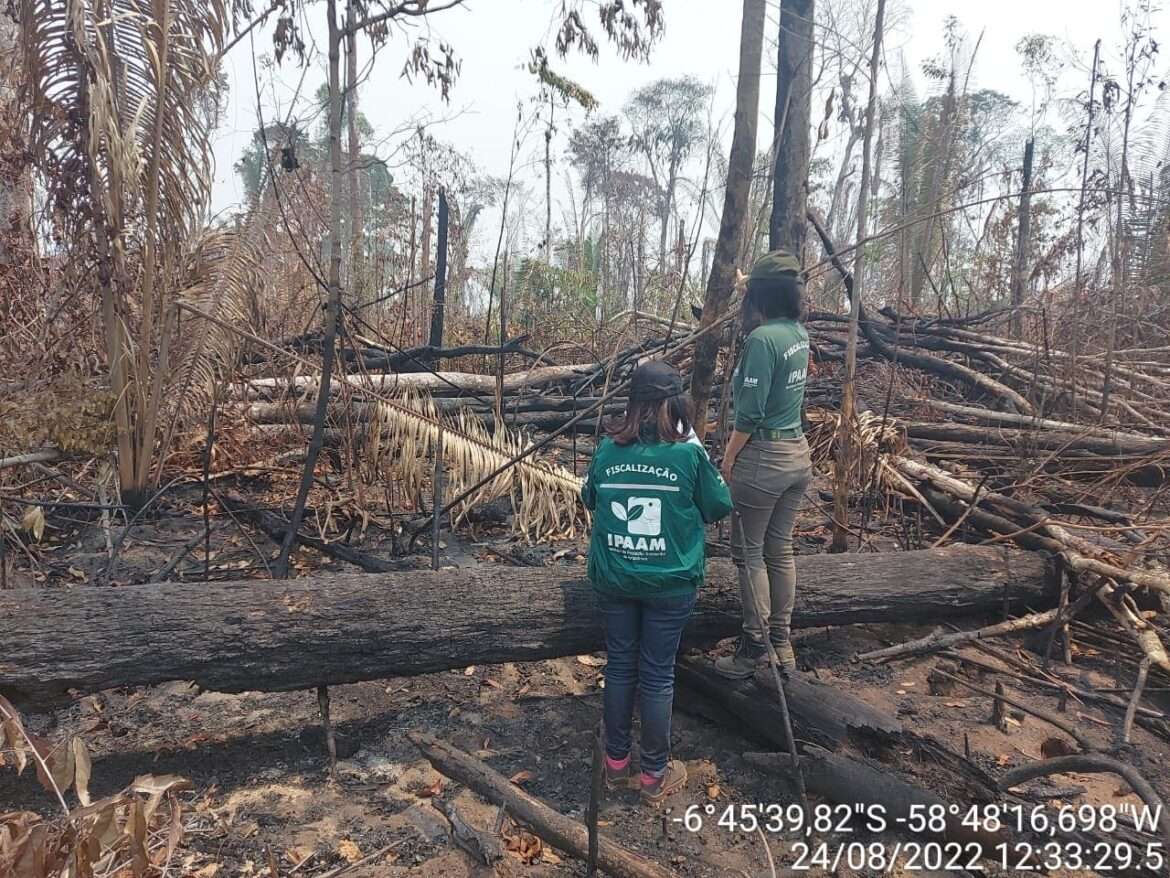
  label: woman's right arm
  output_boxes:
[731,334,774,434]
[724,334,773,478]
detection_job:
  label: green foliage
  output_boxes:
[506,246,601,332]
[528,48,598,111]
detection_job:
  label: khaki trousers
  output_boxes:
[729,437,812,644]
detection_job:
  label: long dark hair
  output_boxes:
[608,394,694,446]
[745,274,804,322]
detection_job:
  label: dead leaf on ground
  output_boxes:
[706,783,721,800]
[45,736,76,794]
[481,678,501,689]
[20,506,45,541]
[463,666,477,676]
[509,770,534,786]
[414,777,444,798]
[131,774,192,797]
[165,801,184,866]
[287,845,314,865]
[72,737,92,806]
[576,655,606,667]
[503,827,543,864]
[337,839,362,863]
[194,865,221,878]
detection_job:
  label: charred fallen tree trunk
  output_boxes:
[244,333,552,373]
[0,545,1053,705]
[675,656,903,752]
[237,364,600,400]
[904,421,1170,457]
[675,658,1006,849]
[246,401,625,434]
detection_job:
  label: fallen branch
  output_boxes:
[999,755,1170,847]
[409,732,676,878]
[807,209,1035,414]
[217,491,408,574]
[892,455,1170,595]
[0,449,61,470]
[238,363,598,399]
[904,421,1170,457]
[854,609,1062,664]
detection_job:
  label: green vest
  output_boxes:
[582,437,733,598]
[733,318,809,434]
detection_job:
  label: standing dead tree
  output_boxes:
[274,0,349,580]
[830,0,887,552]
[690,0,767,438]
[1010,137,1034,338]
[771,0,815,256]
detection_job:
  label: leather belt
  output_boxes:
[752,427,803,441]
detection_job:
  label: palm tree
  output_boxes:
[17,0,259,506]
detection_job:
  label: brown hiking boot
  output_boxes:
[640,760,687,806]
[769,639,797,674]
[604,757,633,790]
[714,636,767,679]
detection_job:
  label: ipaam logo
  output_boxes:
[610,497,662,536]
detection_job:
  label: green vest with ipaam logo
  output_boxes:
[581,437,733,598]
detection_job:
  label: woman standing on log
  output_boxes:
[581,361,733,805]
[716,250,812,679]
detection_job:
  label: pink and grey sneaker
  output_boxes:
[604,754,633,790]
[640,760,688,806]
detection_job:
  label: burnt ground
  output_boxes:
[4,481,1170,877]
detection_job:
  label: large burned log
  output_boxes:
[238,363,597,399]
[0,546,1053,705]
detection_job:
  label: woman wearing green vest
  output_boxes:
[715,250,812,679]
[581,361,733,805]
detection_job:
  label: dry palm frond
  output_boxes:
[18,0,238,251]
[807,407,905,494]
[367,390,585,541]
[159,209,271,467]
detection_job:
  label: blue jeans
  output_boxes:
[597,591,697,775]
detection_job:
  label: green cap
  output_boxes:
[749,249,802,282]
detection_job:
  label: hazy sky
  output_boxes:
[210,0,1169,243]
